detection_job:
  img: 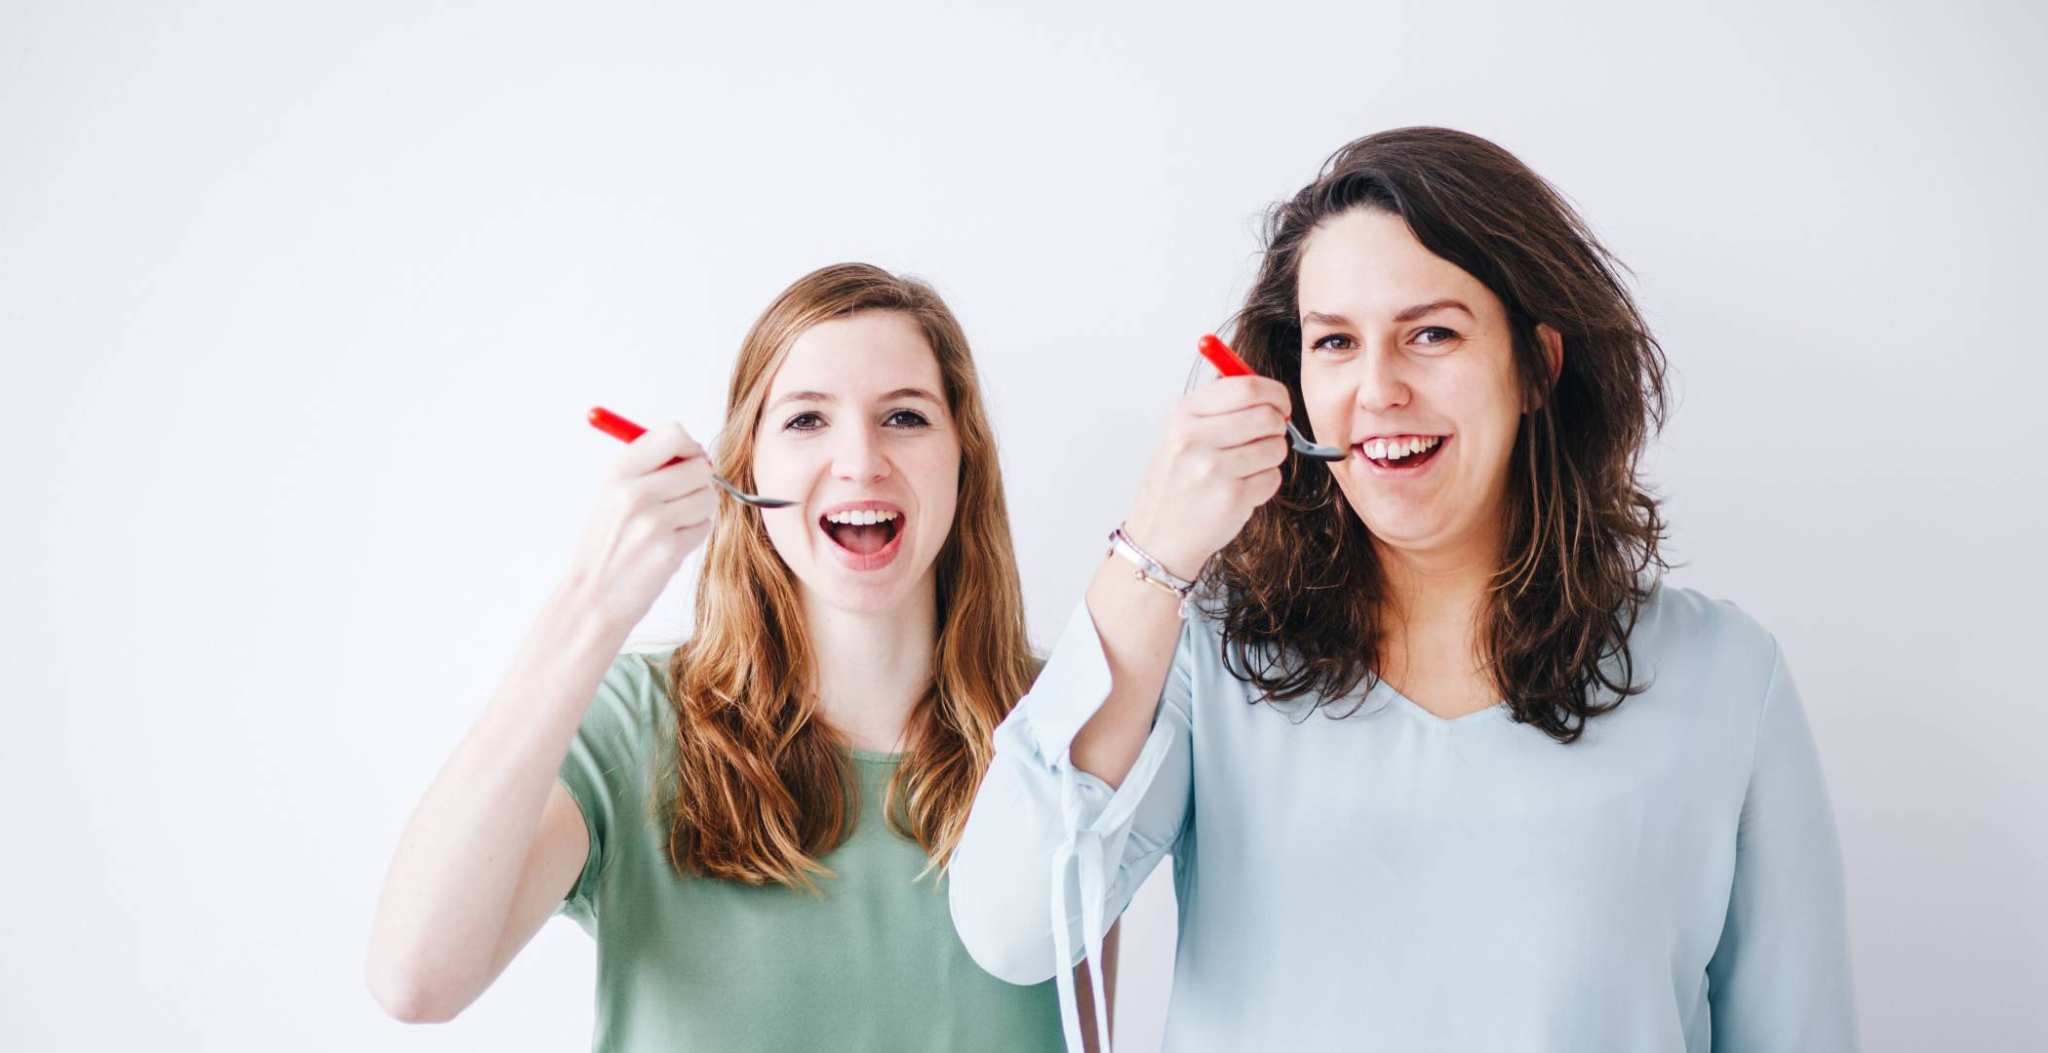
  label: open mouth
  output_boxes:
[1357,434,1449,472]
[819,505,906,569]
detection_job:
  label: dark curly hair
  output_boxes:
[1210,127,1671,743]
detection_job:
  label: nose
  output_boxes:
[830,422,891,484]
[1355,340,1412,412]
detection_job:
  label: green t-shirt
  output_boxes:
[555,651,1065,1052]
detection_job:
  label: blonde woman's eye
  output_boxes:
[1310,333,1355,352]
[784,411,825,431]
[885,409,931,428]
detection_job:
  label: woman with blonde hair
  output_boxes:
[368,263,1105,1050]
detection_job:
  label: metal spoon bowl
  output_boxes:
[1284,422,1347,462]
[709,472,794,509]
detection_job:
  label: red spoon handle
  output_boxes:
[1196,334,1254,377]
[587,406,689,468]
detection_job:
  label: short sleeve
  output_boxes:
[556,650,672,919]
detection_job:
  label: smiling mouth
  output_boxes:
[820,512,903,556]
[1357,435,1450,471]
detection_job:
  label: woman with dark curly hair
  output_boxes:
[948,128,1856,1051]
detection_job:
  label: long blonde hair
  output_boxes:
[662,262,1034,888]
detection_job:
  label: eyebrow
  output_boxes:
[765,387,943,412]
[1302,300,1474,327]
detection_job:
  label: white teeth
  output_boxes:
[824,509,901,526]
[1366,436,1442,462]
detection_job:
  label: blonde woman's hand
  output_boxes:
[563,421,716,629]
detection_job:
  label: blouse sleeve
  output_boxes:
[947,599,1197,1047]
[1705,640,1860,1051]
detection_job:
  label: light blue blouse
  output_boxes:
[948,581,1857,1051]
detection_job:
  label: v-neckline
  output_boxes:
[1372,678,1509,728]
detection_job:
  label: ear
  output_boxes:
[1525,323,1564,412]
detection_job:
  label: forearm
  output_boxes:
[367,578,627,1010]
[1069,555,1185,789]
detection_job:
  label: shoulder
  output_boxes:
[1630,580,1781,676]
[1024,651,1048,686]
[1619,580,1787,742]
[579,647,678,752]
[609,646,675,703]
[1167,598,1265,706]
[611,645,675,687]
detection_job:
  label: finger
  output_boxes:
[610,421,707,480]
[657,488,717,531]
[665,521,713,559]
[1184,375,1292,419]
[1215,435,1289,478]
[627,458,713,503]
[1183,403,1289,451]
[1243,466,1285,505]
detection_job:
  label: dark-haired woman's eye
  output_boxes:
[885,409,932,428]
[1310,333,1355,353]
[784,411,825,431]
[1413,326,1459,348]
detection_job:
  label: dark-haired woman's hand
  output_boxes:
[562,421,717,630]
[1121,376,1292,580]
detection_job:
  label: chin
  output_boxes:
[1364,526,1434,551]
[810,583,911,616]
[800,560,933,617]
[1355,507,1454,550]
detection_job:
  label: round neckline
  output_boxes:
[845,746,905,764]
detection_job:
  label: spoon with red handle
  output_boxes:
[586,406,796,509]
[1195,335,1347,461]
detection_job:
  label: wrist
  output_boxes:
[1116,518,1207,582]
[542,573,636,648]
[484,578,638,727]
[1107,524,1203,620]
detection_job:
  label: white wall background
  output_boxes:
[4,1,2043,1049]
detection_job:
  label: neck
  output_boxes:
[1376,541,1493,627]
[801,578,939,755]
[1372,527,1499,679]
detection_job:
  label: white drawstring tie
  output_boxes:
[1050,767,1114,1053]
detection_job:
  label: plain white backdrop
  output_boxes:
[4,1,2043,1049]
